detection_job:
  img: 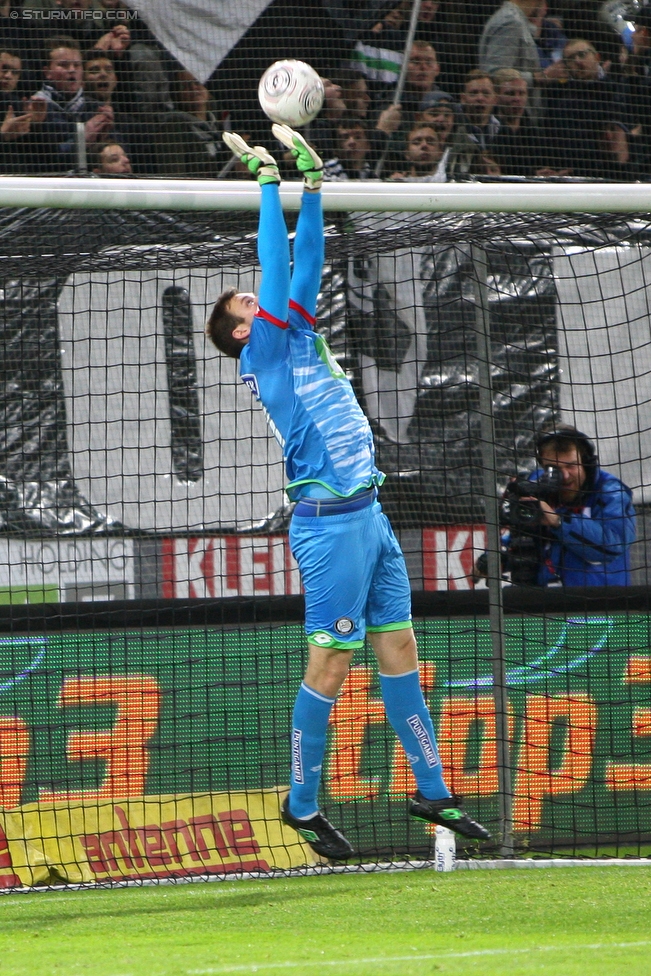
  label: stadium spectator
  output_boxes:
[307,76,347,161]
[561,35,611,81]
[48,0,132,54]
[94,1,174,120]
[322,80,405,176]
[389,0,461,106]
[84,43,139,121]
[94,0,174,105]
[93,5,175,175]
[363,0,460,101]
[349,0,406,100]
[529,0,568,71]
[559,0,625,70]
[82,50,153,172]
[0,2,48,89]
[543,37,632,178]
[333,68,372,120]
[491,67,547,175]
[91,139,131,175]
[94,0,154,44]
[323,115,373,180]
[0,45,19,97]
[415,90,456,139]
[334,63,410,159]
[416,89,456,130]
[373,40,451,168]
[492,65,530,119]
[414,90,488,178]
[478,0,543,86]
[0,48,48,173]
[83,51,119,105]
[391,121,447,180]
[387,40,450,121]
[154,69,228,178]
[617,5,651,176]
[431,0,500,95]
[479,0,567,119]
[459,69,501,152]
[412,0,445,51]
[34,37,118,172]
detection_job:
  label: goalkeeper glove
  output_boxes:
[272,123,323,191]
[222,131,280,186]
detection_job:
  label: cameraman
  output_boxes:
[477,425,636,586]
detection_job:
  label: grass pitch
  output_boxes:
[2,866,651,976]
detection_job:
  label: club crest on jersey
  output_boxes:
[241,373,260,399]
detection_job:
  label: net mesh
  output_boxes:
[1,0,651,889]
[1,203,646,533]
[0,199,651,886]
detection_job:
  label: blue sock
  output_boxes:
[289,682,335,819]
[379,669,451,801]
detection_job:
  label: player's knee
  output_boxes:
[370,626,418,673]
[305,644,354,697]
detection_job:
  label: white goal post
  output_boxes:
[0,175,647,213]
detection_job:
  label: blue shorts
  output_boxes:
[289,498,412,649]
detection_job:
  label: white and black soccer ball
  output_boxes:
[258,59,325,127]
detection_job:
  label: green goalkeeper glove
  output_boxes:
[272,123,323,191]
[222,131,280,185]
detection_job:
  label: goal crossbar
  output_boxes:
[0,176,647,213]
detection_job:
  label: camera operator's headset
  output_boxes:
[534,425,599,492]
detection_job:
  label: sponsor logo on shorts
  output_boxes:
[334,617,354,635]
[407,714,440,768]
[292,728,304,784]
[310,632,334,646]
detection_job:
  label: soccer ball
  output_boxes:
[258,59,325,127]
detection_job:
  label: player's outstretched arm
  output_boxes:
[272,123,323,191]
[223,131,280,185]
[223,131,290,326]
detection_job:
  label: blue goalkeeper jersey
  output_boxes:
[240,299,384,500]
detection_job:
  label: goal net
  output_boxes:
[0,178,650,889]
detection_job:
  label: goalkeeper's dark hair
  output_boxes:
[206,287,247,359]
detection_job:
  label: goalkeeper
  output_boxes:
[207,124,490,860]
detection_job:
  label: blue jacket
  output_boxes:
[530,466,636,586]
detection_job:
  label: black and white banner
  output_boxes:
[124,0,275,84]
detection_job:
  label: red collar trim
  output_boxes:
[289,299,316,326]
[257,306,288,329]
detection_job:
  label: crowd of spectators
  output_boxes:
[1,0,651,182]
[312,0,651,182]
[0,0,230,177]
